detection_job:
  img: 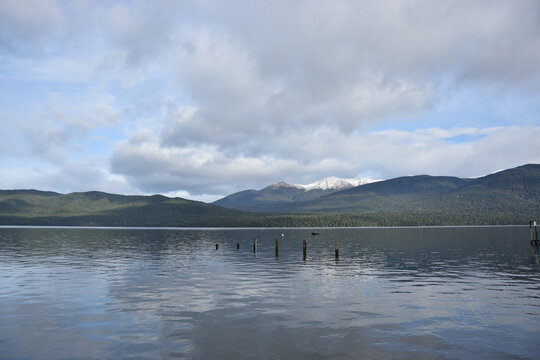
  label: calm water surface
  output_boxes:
[0,226,539,359]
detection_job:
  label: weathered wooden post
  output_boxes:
[335,239,339,259]
[531,221,534,245]
[303,239,307,261]
[216,243,219,250]
[236,242,240,250]
[253,238,257,253]
[275,238,279,257]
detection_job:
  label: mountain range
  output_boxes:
[0,164,539,227]
[213,176,375,211]
[215,164,540,217]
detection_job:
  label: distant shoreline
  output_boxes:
[2,164,539,228]
[0,224,529,230]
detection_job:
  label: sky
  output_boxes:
[1,0,540,202]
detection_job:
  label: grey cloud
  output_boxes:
[0,0,184,61]
[102,1,184,65]
[111,125,540,198]
[3,1,540,198]
[0,0,63,54]
[5,1,539,88]
[207,0,540,88]
[153,0,540,155]
[111,130,330,195]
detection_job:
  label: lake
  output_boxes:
[0,226,539,359]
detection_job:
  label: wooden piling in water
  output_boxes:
[253,238,257,253]
[531,221,540,246]
[303,239,307,261]
[236,242,240,250]
[275,238,279,257]
[216,243,219,250]
[335,239,339,258]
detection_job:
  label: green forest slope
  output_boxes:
[0,164,538,227]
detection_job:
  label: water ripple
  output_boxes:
[0,226,539,359]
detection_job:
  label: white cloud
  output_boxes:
[11,93,121,162]
[111,129,302,195]
[2,0,539,199]
[0,160,137,195]
[110,124,540,198]
[354,126,540,179]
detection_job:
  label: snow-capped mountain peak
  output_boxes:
[267,181,305,190]
[299,177,355,191]
[269,177,378,191]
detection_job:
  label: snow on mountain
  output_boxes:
[268,181,304,189]
[299,177,353,191]
[270,176,378,191]
[299,176,377,190]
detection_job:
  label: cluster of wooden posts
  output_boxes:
[215,237,340,260]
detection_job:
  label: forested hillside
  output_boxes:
[0,164,538,227]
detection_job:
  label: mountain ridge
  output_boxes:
[256,164,540,215]
[212,164,540,216]
[0,164,538,227]
[213,176,377,211]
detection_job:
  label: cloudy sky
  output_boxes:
[1,0,539,202]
